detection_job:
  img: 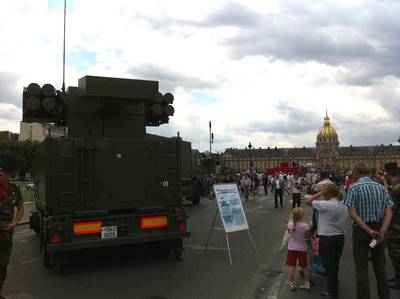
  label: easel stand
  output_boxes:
[204,208,261,265]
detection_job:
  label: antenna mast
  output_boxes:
[62,0,67,92]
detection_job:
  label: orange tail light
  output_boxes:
[74,221,103,235]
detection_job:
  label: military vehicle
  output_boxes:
[25,75,191,270]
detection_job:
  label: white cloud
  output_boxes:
[1,0,399,151]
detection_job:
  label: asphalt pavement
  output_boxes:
[16,202,33,226]
[5,191,400,299]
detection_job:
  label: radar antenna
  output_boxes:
[62,0,67,92]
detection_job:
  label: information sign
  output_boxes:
[213,183,249,233]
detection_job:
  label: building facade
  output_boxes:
[222,112,400,173]
[19,122,65,142]
[0,131,19,142]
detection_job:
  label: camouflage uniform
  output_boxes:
[0,183,22,294]
[387,181,400,282]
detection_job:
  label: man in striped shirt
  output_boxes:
[343,163,394,299]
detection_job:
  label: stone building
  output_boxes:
[222,112,400,173]
[0,131,19,142]
[19,122,65,142]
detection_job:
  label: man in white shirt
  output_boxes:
[241,173,252,201]
[291,175,302,208]
[273,174,284,208]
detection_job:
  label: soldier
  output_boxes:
[0,167,24,299]
[378,162,400,289]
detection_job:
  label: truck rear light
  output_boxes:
[178,222,186,232]
[74,221,103,235]
[50,233,62,243]
[140,216,168,229]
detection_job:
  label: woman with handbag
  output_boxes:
[306,183,348,299]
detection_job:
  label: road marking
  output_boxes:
[261,211,292,299]
[279,211,293,251]
[264,274,282,299]
[280,230,289,251]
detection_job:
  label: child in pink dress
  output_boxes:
[285,207,311,291]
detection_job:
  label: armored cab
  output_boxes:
[27,76,190,269]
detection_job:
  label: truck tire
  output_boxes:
[29,211,40,233]
[39,216,56,269]
[40,233,52,268]
[192,196,200,206]
[40,236,63,273]
[189,196,200,206]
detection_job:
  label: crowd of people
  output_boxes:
[202,163,399,299]
[1,162,399,299]
[282,163,398,299]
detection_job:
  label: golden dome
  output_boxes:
[318,110,337,137]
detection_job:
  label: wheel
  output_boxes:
[40,217,56,269]
[29,212,40,233]
[52,263,64,275]
[193,195,200,206]
[40,235,52,268]
[189,195,200,206]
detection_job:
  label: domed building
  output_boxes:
[315,111,339,170]
[222,111,400,173]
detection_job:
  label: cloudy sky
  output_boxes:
[1,0,400,152]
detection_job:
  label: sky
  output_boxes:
[1,0,400,152]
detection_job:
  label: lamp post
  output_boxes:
[209,121,214,154]
[248,142,253,171]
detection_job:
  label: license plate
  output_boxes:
[101,226,118,239]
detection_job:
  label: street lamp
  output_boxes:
[248,142,253,170]
[209,121,214,153]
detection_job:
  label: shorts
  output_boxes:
[285,250,308,268]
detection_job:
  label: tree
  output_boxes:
[0,140,41,178]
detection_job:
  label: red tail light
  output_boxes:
[179,222,186,232]
[50,234,62,244]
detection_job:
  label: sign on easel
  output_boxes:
[204,183,260,265]
[214,183,249,233]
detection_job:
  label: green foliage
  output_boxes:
[0,140,41,178]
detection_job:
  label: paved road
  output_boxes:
[4,192,400,299]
